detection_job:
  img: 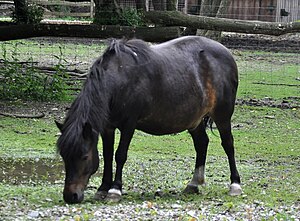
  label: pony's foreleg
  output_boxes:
[94,129,115,201]
[105,125,135,202]
[184,122,209,194]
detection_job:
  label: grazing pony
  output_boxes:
[56,36,241,204]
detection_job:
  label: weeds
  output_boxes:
[0,43,69,101]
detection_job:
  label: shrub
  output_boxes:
[13,3,44,24]
[119,8,144,26]
[94,7,144,27]
[0,44,69,101]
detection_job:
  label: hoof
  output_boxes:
[94,190,108,201]
[183,185,199,194]
[106,189,122,203]
[229,183,242,196]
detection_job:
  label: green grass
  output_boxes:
[0,106,299,219]
[0,40,107,75]
[0,117,58,158]
[1,41,299,101]
[236,51,300,99]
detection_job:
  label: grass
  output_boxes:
[0,117,58,158]
[236,50,300,99]
[0,106,299,220]
[1,40,299,99]
[0,41,299,219]
[1,40,105,62]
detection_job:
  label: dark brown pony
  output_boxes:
[56,36,241,204]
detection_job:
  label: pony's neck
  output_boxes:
[67,74,109,135]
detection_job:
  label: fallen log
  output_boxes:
[144,11,300,36]
[0,24,183,42]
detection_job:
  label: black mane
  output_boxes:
[57,38,152,159]
[100,38,153,69]
[57,72,108,158]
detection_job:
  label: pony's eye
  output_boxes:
[82,155,89,161]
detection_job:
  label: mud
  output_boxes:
[221,33,300,53]
[0,157,65,184]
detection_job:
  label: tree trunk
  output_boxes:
[199,0,216,16]
[1,12,300,42]
[152,0,165,11]
[198,0,226,39]
[13,0,28,23]
[94,0,121,24]
[0,24,182,42]
[216,0,230,17]
[166,0,177,11]
[202,0,231,40]
[136,0,147,11]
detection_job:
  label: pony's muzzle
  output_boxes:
[63,184,84,204]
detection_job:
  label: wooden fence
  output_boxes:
[1,0,299,22]
[276,0,300,22]
[0,0,95,18]
[0,1,14,17]
[30,0,95,18]
[226,0,276,22]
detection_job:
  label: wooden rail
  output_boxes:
[0,0,95,18]
[0,0,14,15]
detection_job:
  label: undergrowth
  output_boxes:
[94,7,144,26]
[0,43,69,101]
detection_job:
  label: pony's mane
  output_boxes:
[57,38,151,159]
[57,65,109,159]
[100,38,152,67]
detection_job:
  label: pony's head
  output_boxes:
[56,121,99,204]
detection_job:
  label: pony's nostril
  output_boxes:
[72,193,78,201]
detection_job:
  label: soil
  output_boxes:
[0,101,69,121]
[1,96,299,122]
[221,32,300,53]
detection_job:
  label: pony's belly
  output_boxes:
[136,113,204,135]
[136,124,186,135]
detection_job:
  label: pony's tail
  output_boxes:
[203,116,217,135]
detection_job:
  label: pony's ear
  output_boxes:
[82,122,92,140]
[55,120,63,132]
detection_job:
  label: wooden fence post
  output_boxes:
[90,0,94,18]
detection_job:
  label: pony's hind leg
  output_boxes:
[184,121,209,194]
[214,118,242,196]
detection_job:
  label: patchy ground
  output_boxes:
[0,101,69,121]
[1,96,299,122]
[1,100,300,220]
[221,33,300,53]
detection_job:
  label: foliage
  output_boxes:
[13,3,44,24]
[0,44,69,101]
[94,7,144,26]
[119,8,145,26]
[47,16,93,22]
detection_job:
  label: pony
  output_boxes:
[56,36,241,204]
